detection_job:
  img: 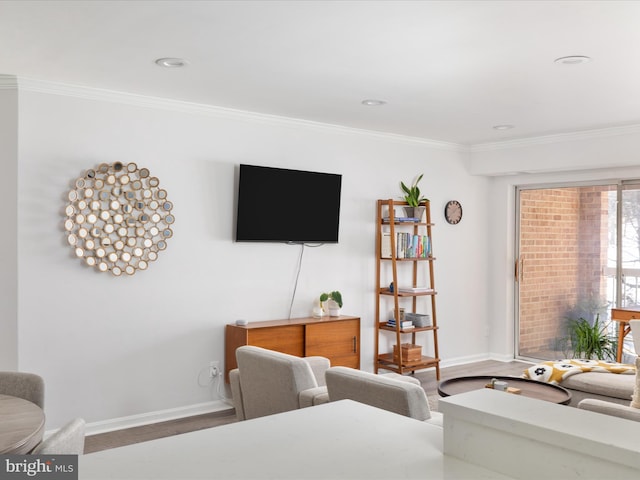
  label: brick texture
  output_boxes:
[519,187,609,356]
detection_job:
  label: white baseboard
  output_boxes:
[438,353,532,369]
[439,353,492,368]
[81,355,528,437]
[488,352,529,363]
[84,399,234,436]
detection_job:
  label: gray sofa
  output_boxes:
[562,371,634,406]
[524,358,636,406]
[576,356,640,421]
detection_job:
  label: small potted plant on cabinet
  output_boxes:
[400,174,427,219]
[320,291,343,317]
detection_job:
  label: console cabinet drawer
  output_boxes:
[306,320,360,369]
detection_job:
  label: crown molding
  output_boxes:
[469,123,640,152]
[15,76,638,153]
[14,76,464,152]
[0,74,18,89]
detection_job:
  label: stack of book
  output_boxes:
[386,319,414,329]
[382,217,420,223]
[397,286,434,294]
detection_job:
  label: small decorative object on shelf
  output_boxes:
[63,161,174,276]
[405,312,431,327]
[393,343,422,364]
[375,198,440,379]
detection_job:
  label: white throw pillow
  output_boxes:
[631,356,640,409]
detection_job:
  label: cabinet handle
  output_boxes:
[353,336,357,353]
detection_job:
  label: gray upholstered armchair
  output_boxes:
[0,371,44,409]
[229,345,330,421]
[325,366,443,426]
[32,418,86,455]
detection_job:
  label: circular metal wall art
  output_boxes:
[63,162,174,276]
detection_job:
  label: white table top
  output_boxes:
[81,400,512,479]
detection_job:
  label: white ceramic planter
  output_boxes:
[325,299,341,317]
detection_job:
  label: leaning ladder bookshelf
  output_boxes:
[374,199,440,379]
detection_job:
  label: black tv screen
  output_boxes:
[236,164,342,243]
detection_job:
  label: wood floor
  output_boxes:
[84,359,532,454]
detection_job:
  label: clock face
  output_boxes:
[445,200,462,225]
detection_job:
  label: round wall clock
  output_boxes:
[444,200,462,225]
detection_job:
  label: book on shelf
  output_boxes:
[397,233,430,259]
[380,232,431,260]
[397,286,434,293]
[387,319,413,328]
[387,321,414,329]
[380,231,392,259]
[382,217,420,223]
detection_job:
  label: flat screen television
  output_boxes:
[235,164,342,243]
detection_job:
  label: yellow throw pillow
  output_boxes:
[632,356,640,409]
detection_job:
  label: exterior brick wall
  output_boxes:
[519,187,609,357]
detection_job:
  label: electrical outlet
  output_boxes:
[209,360,220,378]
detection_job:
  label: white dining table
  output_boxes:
[80,399,511,479]
[0,393,45,454]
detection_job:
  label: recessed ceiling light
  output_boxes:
[154,57,189,68]
[493,124,515,130]
[361,99,386,106]
[554,55,592,65]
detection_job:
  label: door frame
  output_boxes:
[513,179,630,361]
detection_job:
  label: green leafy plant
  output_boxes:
[320,291,343,308]
[567,314,615,360]
[400,174,426,207]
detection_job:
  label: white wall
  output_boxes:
[11,81,491,429]
[0,77,18,369]
[13,78,640,432]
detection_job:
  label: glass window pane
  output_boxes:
[517,185,617,360]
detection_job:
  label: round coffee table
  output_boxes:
[437,375,571,405]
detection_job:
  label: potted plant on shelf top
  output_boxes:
[320,291,343,317]
[400,174,427,219]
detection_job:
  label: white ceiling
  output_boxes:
[1,0,640,145]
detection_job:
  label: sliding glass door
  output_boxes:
[516,181,640,361]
